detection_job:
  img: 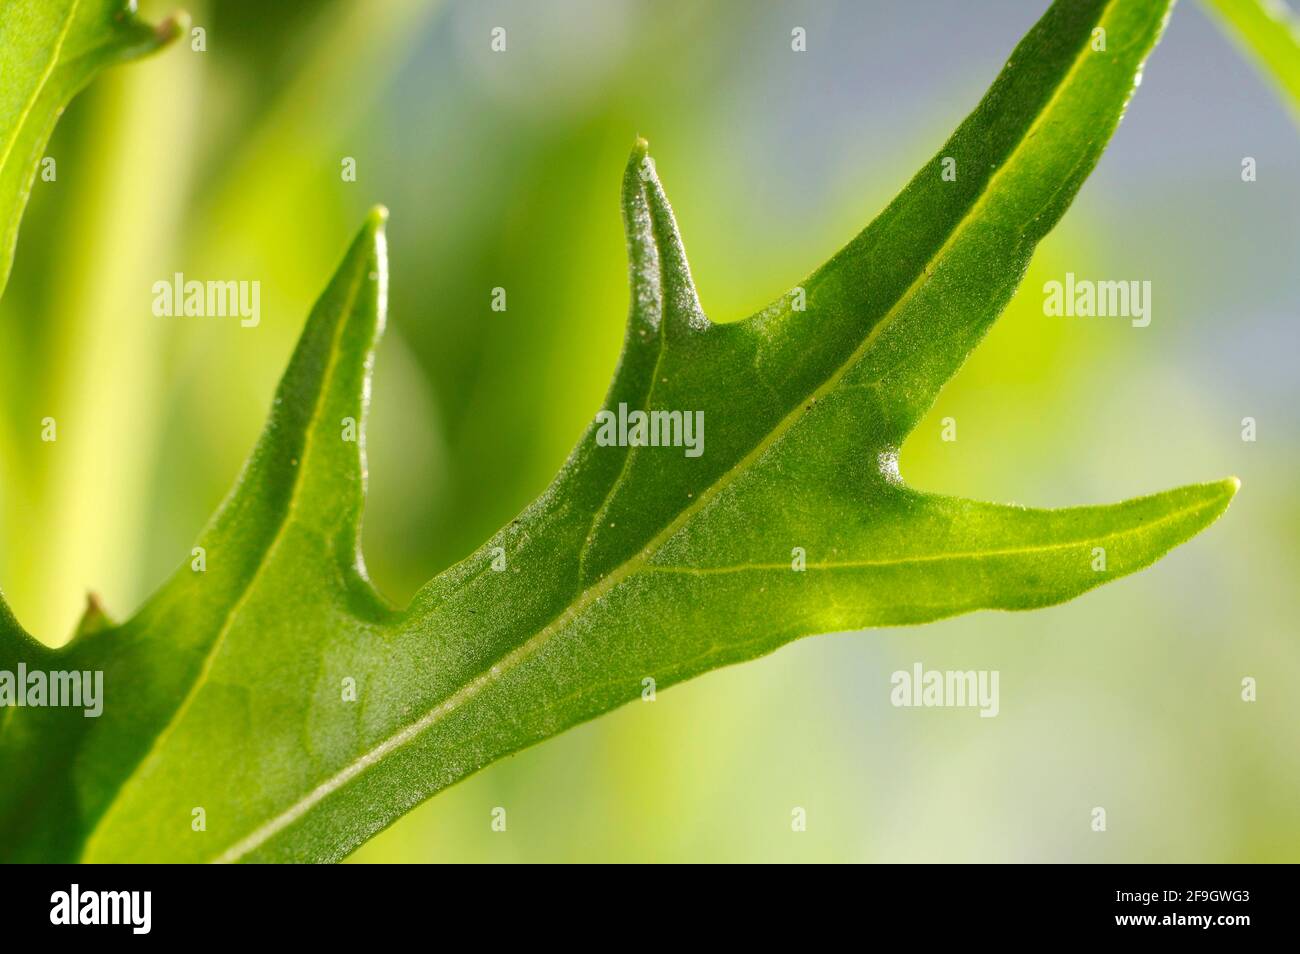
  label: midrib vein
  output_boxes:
[84,264,369,859]
[642,496,1222,575]
[215,4,1116,863]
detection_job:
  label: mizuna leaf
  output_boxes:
[0,0,1236,863]
[0,0,184,298]
[1201,0,1300,121]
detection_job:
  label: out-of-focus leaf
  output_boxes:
[0,0,1236,863]
[1202,0,1300,121]
[0,0,183,297]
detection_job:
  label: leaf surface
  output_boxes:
[0,0,1236,863]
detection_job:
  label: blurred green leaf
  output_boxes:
[0,0,1236,862]
[1202,0,1300,121]
[0,0,183,298]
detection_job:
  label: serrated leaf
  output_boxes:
[0,0,1236,863]
[0,0,183,298]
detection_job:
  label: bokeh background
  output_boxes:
[0,0,1296,862]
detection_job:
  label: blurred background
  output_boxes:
[0,0,1295,861]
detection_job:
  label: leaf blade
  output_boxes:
[0,208,391,862]
[0,0,1238,864]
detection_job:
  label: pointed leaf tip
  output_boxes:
[154,10,191,45]
[106,3,191,61]
[617,139,707,337]
[74,592,113,639]
[1207,476,1240,516]
[178,211,389,606]
[1186,476,1240,516]
[1162,477,1240,532]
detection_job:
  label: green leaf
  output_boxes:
[1201,0,1300,122]
[0,0,184,298]
[0,0,1236,863]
